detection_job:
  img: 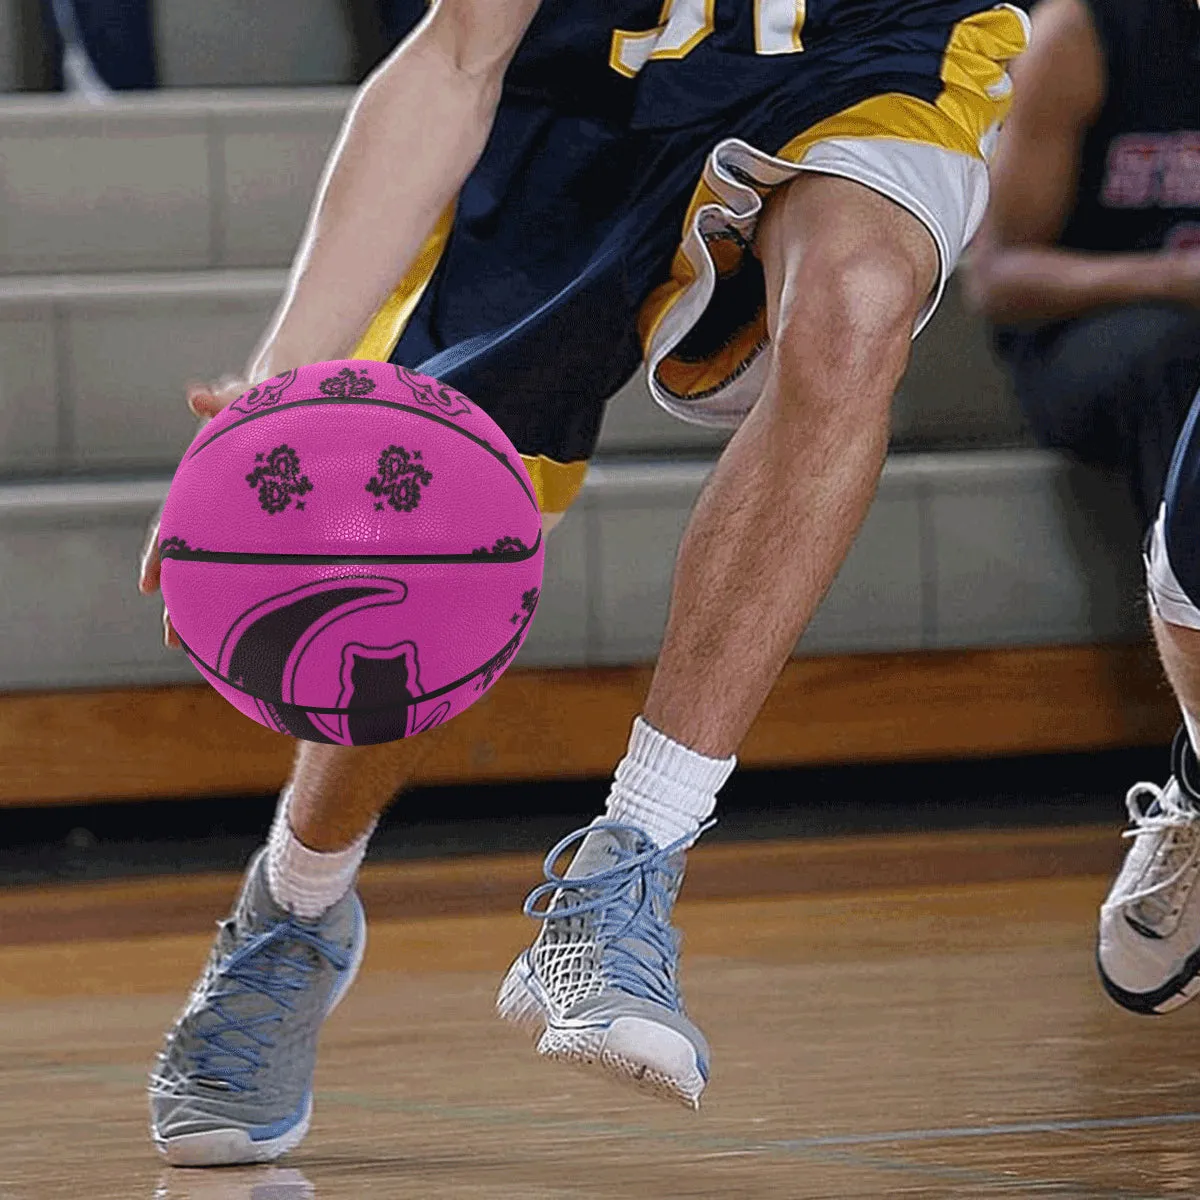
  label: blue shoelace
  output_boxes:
[184,918,351,1093]
[523,820,712,1011]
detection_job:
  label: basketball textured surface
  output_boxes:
[158,360,544,745]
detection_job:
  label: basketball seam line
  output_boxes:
[185,396,539,513]
[159,537,542,567]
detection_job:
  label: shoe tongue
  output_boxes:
[561,825,686,918]
[235,852,289,932]
[1146,778,1197,822]
[564,827,629,881]
[1168,777,1200,815]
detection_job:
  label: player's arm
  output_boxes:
[246,0,544,382]
[140,0,543,619]
[966,0,1200,322]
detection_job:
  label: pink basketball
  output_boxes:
[158,360,544,745]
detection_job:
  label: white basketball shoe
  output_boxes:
[1098,728,1200,1013]
[149,852,365,1165]
[497,820,710,1108]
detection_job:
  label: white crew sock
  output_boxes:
[604,716,736,849]
[265,789,374,920]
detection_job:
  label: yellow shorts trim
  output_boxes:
[641,263,767,401]
[522,454,589,515]
[776,6,1026,165]
[352,202,456,363]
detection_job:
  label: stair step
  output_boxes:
[0,452,1143,692]
[0,268,1026,475]
[0,270,281,474]
[0,92,348,274]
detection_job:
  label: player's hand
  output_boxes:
[138,377,250,648]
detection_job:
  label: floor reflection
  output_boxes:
[155,1167,315,1200]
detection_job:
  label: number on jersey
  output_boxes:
[610,0,806,78]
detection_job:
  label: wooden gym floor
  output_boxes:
[3,825,1200,1199]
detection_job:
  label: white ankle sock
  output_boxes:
[265,789,374,920]
[604,717,736,849]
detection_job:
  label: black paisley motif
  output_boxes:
[320,366,376,399]
[476,635,521,693]
[470,536,529,559]
[246,445,313,514]
[366,445,433,513]
[513,587,540,625]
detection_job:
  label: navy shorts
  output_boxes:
[357,1,1029,512]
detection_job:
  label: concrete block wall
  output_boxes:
[0,0,357,92]
[0,272,280,473]
[582,454,1144,662]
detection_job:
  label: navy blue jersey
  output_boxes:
[387,0,1009,125]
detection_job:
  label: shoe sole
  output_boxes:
[157,1093,314,1168]
[1096,939,1200,1015]
[155,897,368,1167]
[496,954,706,1110]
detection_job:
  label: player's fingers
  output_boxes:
[214,375,249,399]
[207,376,250,412]
[138,511,163,594]
[186,377,246,420]
[186,386,225,421]
[138,545,161,595]
[162,607,181,649]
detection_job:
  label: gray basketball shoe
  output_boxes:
[1099,728,1200,1014]
[149,851,365,1166]
[497,820,710,1108]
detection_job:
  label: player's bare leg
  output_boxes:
[500,175,938,1105]
[643,175,937,755]
[1150,614,1200,732]
[284,736,430,850]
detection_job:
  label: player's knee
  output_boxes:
[771,241,926,402]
